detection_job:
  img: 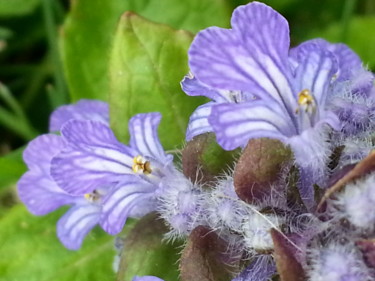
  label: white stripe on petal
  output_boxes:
[100,179,155,235]
[57,204,100,250]
[129,113,170,162]
[186,103,214,141]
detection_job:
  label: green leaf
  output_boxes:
[307,16,375,69]
[0,147,26,192]
[60,0,230,101]
[0,204,118,281]
[109,12,205,149]
[0,0,40,17]
[182,133,239,184]
[117,213,182,281]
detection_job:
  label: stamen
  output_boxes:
[132,155,152,175]
[296,89,316,114]
[84,190,100,202]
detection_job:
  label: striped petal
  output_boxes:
[18,171,76,215]
[293,47,338,108]
[189,2,295,113]
[49,99,109,132]
[186,102,214,141]
[23,134,65,172]
[209,101,290,150]
[51,120,136,195]
[57,203,101,250]
[100,178,156,235]
[290,39,361,81]
[129,113,172,163]
[181,75,230,102]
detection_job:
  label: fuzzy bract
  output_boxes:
[307,244,371,281]
[157,172,206,238]
[333,173,375,230]
[232,255,276,281]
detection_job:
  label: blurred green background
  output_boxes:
[0,0,374,280]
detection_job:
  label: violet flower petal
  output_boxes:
[18,171,76,215]
[51,120,136,195]
[100,178,156,235]
[129,112,172,163]
[290,38,362,81]
[181,75,230,102]
[18,134,77,215]
[189,2,295,112]
[23,134,65,172]
[49,99,109,132]
[57,203,101,250]
[209,101,289,150]
[186,102,215,141]
[293,49,337,110]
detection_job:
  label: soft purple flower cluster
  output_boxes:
[179,1,375,280]
[183,2,375,209]
[19,100,179,249]
[17,2,375,281]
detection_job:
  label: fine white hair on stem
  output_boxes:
[218,194,303,253]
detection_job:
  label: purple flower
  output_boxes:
[18,134,102,250]
[183,2,373,206]
[50,112,176,235]
[49,99,109,132]
[19,99,175,247]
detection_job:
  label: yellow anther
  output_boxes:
[132,155,152,175]
[84,190,100,202]
[296,89,316,114]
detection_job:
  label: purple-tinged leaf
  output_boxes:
[117,213,181,281]
[180,226,240,281]
[356,239,375,269]
[182,133,238,184]
[234,138,291,204]
[270,228,305,281]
